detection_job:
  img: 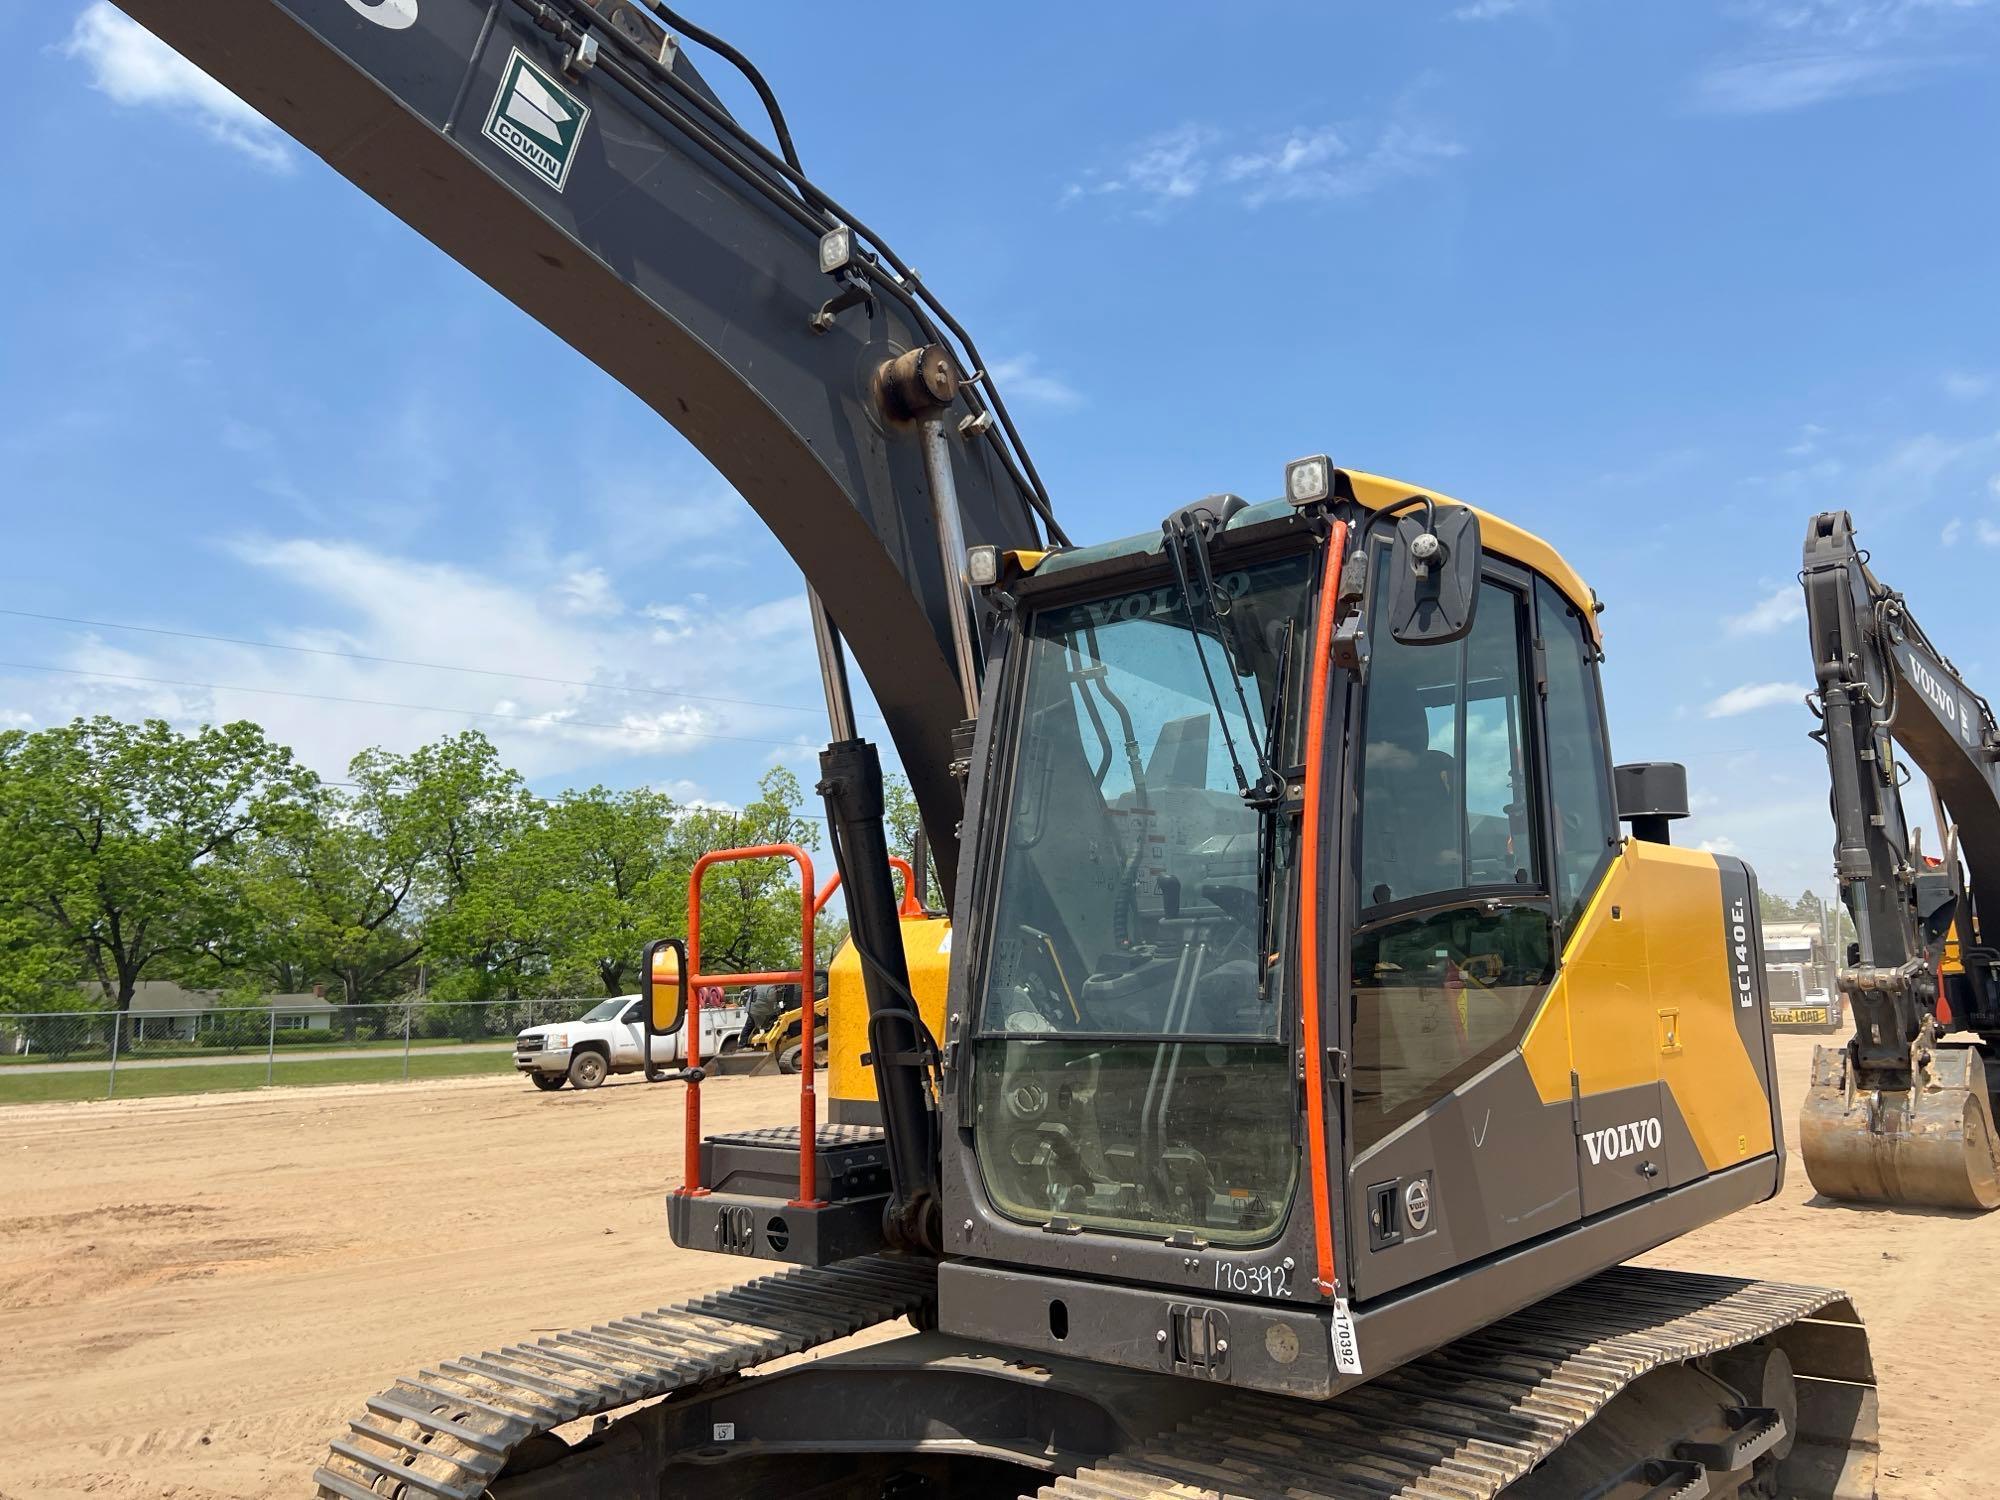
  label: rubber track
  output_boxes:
[312,1254,936,1500]
[1037,1266,1863,1500]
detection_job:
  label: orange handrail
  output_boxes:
[671,846,929,1212]
[811,855,924,919]
[1298,519,1349,1300]
[681,843,820,1206]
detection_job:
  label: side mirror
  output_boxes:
[1386,505,1482,646]
[643,937,688,1038]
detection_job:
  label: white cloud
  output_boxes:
[1452,0,1524,17]
[1753,422,2000,505]
[1786,422,1826,457]
[1876,430,2000,488]
[1062,124,1216,210]
[1706,681,1810,718]
[61,3,291,171]
[986,355,1083,411]
[1979,519,2000,546]
[1943,517,1964,544]
[553,566,621,617]
[1691,53,1926,113]
[0,537,828,782]
[1692,0,1996,114]
[1944,371,1993,400]
[1065,118,1461,215]
[1223,124,1464,208]
[1724,584,1805,635]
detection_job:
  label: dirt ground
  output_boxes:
[0,1036,1992,1499]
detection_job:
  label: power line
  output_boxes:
[0,606,879,722]
[0,658,831,752]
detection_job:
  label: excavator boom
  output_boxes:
[1799,510,2000,1209]
[107,0,1061,896]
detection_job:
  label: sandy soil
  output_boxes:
[0,1037,1992,1499]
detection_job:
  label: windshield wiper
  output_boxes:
[1162,500,1284,809]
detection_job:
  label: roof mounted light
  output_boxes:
[1285,453,1334,507]
[966,544,1000,588]
[818,223,853,276]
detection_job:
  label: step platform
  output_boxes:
[666,1124,893,1267]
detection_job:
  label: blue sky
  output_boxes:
[5,0,1999,899]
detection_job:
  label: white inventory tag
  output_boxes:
[1330,1298,1364,1376]
[712,1422,736,1442]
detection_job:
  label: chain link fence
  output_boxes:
[0,998,604,1101]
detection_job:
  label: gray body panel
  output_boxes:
[1346,1053,1580,1301]
[941,1155,1780,1400]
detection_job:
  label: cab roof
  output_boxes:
[1024,468,1600,640]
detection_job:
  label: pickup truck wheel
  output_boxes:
[530,1072,566,1092]
[568,1050,608,1090]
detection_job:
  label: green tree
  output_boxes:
[541,785,684,995]
[431,784,683,999]
[881,772,944,913]
[0,911,89,1013]
[676,768,823,977]
[0,717,315,1012]
[249,731,529,1009]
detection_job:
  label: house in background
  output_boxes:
[111,980,340,1041]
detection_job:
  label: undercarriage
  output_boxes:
[316,1257,1876,1500]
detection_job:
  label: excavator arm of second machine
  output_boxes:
[1798,509,2000,1209]
[106,0,1063,900]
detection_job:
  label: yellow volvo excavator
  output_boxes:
[100,3,1882,1496]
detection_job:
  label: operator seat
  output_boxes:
[1360,690,1459,906]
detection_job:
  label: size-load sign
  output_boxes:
[483,49,590,192]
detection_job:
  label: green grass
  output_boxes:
[0,1050,520,1105]
[0,1035,516,1066]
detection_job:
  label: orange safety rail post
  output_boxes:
[1298,518,1349,1300]
[811,855,924,919]
[681,843,820,1207]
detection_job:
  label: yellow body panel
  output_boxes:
[1523,842,1775,1170]
[1523,853,1656,1104]
[1342,470,1598,636]
[828,917,954,1107]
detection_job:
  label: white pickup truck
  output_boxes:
[513,994,746,1090]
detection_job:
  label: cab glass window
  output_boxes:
[1349,905,1556,1149]
[1357,573,1538,910]
[1536,579,1618,932]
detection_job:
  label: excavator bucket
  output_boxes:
[1801,1042,2000,1211]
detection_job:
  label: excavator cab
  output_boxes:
[655,468,1790,1405]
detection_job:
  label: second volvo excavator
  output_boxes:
[1797,512,2000,1211]
[98,2,1884,1496]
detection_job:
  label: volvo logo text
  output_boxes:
[1583,1117,1662,1166]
